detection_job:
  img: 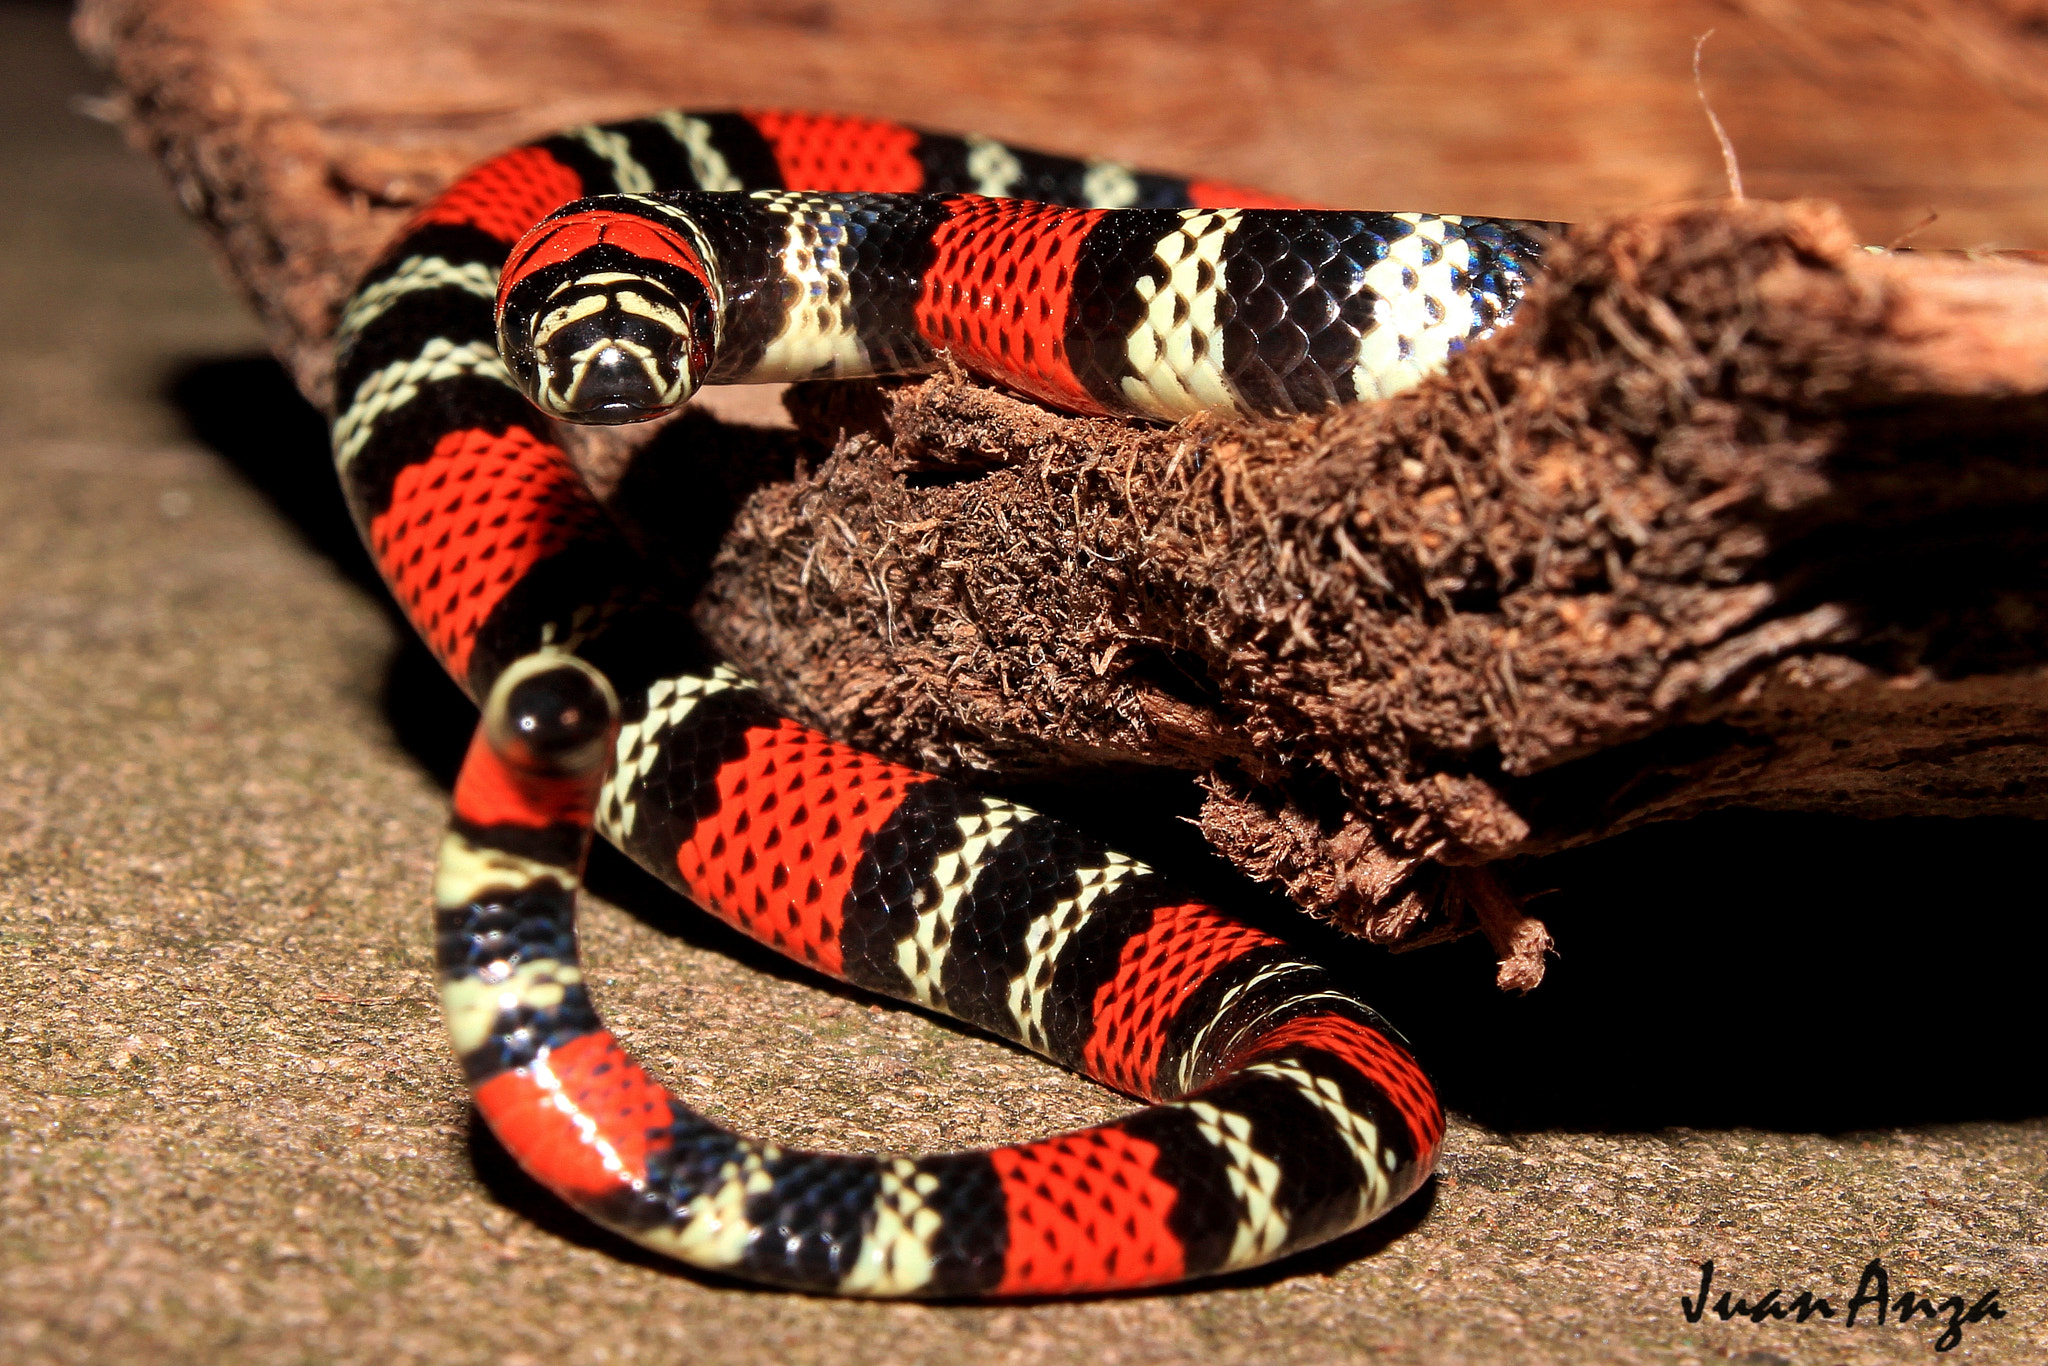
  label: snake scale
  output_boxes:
[330,109,1549,1296]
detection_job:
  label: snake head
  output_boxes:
[497,200,720,425]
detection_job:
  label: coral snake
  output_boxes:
[330,109,1549,1296]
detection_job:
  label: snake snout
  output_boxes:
[540,296,695,424]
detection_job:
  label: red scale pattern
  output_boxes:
[989,1127,1184,1293]
[369,426,607,679]
[674,719,930,976]
[746,110,924,192]
[1237,1013,1444,1157]
[1082,902,1280,1097]
[498,209,714,308]
[1185,178,1318,211]
[913,197,1108,415]
[473,1031,668,1202]
[451,730,600,830]
[410,146,587,243]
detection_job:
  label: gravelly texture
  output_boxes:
[3,4,2044,1363]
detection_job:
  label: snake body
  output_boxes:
[331,110,1549,1296]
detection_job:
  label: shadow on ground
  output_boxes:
[170,350,2048,1146]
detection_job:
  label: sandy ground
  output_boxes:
[2,3,2044,1362]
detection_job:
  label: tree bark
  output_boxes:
[75,0,2048,979]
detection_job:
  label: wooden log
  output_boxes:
[684,204,2048,955]
[75,0,2048,982]
[73,0,2048,400]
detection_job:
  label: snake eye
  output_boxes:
[483,655,618,775]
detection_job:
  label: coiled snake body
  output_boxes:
[331,110,1548,1296]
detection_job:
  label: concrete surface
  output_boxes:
[2,3,2043,1362]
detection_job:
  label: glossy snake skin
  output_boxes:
[331,109,1549,1296]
